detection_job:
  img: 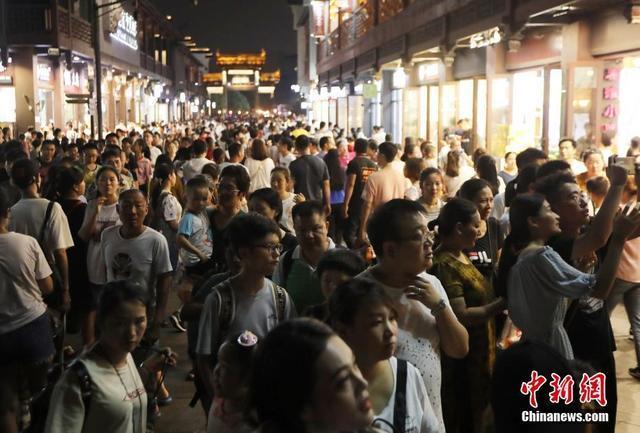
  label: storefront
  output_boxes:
[63,62,90,127]
[36,59,56,128]
[587,10,640,155]
[503,31,563,156]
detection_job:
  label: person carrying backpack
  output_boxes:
[45,281,176,433]
[330,278,439,433]
[195,213,296,412]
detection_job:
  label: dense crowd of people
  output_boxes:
[0,116,639,433]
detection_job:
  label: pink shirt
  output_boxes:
[136,157,153,185]
[616,237,640,283]
[361,165,411,208]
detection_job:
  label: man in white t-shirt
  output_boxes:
[356,199,469,432]
[9,158,74,311]
[181,139,211,182]
[101,189,173,341]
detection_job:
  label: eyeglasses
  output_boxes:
[253,243,284,254]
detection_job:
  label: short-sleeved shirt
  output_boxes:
[87,203,121,285]
[289,155,330,202]
[178,211,213,266]
[195,278,296,357]
[101,226,172,320]
[0,232,52,334]
[45,352,147,433]
[277,153,295,169]
[182,157,211,182]
[9,198,75,263]
[374,357,439,433]
[464,218,503,282]
[272,240,336,314]
[244,157,275,193]
[346,156,377,213]
[362,166,410,208]
[355,269,449,432]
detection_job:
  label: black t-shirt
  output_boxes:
[59,198,90,301]
[289,155,330,202]
[547,235,616,361]
[345,156,377,213]
[465,218,502,282]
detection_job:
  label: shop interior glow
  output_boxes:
[111,12,139,50]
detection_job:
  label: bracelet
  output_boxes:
[430,299,447,317]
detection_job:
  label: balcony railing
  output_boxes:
[58,6,92,46]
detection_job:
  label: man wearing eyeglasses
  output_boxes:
[356,199,469,433]
[196,213,296,409]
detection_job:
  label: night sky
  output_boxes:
[149,0,297,106]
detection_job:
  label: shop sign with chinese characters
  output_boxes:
[601,63,620,134]
[111,12,139,50]
[37,64,52,83]
[470,27,502,49]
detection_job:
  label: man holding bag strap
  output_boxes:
[9,158,73,313]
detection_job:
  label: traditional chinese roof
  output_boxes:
[260,70,281,84]
[216,49,266,67]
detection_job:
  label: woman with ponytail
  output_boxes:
[497,193,640,360]
[55,166,92,344]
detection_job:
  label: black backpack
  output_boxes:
[28,360,92,433]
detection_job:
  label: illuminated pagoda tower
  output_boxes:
[204,49,280,109]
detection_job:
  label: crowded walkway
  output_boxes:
[1,115,640,433]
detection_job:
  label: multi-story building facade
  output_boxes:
[0,0,206,136]
[292,0,640,157]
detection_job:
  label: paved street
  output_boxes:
[155,297,640,433]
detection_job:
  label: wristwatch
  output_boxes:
[430,299,447,317]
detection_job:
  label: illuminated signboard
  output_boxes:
[231,76,251,85]
[37,64,52,82]
[64,70,81,88]
[470,27,502,49]
[228,69,254,75]
[111,12,139,50]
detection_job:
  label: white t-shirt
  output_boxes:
[87,203,121,284]
[356,270,449,432]
[277,153,296,169]
[182,157,211,182]
[178,211,213,266]
[244,157,275,193]
[405,182,421,201]
[149,145,162,166]
[374,357,439,433]
[0,232,51,334]
[45,352,147,433]
[196,278,296,357]
[157,193,182,251]
[101,226,172,316]
[443,165,475,198]
[280,193,295,233]
[9,198,74,263]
